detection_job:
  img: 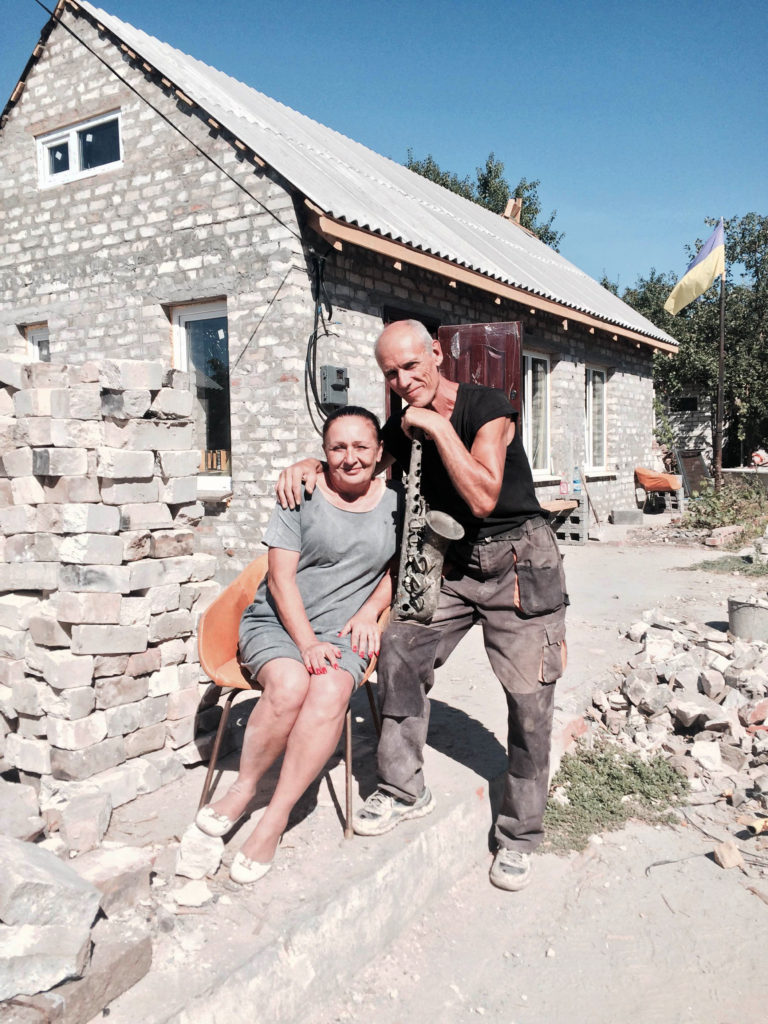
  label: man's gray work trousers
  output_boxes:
[376,516,567,853]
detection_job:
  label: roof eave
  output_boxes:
[306,205,677,353]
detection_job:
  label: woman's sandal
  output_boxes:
[195,805,244,838]
[229,851,273,885]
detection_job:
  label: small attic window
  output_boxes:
[37,111,122,187]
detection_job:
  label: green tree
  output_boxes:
[405,149,563,250]
[618,214,768,464]
[404,151,475,202]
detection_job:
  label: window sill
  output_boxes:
[584,471,616,482]
[197,475,233,502]
[40,161,123,189]
[532,476,562,487]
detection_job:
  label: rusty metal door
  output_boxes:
[437,321,523,416]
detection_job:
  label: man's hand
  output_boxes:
[275,458,324,509]
[338,610,381,659]
[401,406,446,442]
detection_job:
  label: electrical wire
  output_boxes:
[230,265,292,372]
[25,1,339,433]
[29,0,303,244]
[304,250,335,435]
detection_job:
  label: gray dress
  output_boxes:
[239,482,402,684]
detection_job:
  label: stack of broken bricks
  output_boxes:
[587,607,768,875]
[0,355,232,1019]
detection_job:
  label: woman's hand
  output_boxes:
[300,640,342,675]
[338,610,381,660]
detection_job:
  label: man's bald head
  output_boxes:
[374,319,444,408]
[374,320,434,361]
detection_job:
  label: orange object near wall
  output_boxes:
[634,467,683,493]
[197,554,268,692]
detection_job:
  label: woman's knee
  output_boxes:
[258,661,311,717]
[307,671,354,719]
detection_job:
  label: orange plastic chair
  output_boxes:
[197,554,385,838]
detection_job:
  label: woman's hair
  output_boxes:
[322,405,382,444]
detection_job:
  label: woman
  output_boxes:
[195,406,401,884]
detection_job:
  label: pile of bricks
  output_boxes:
[0,355,221,817]
[588,609,768,810]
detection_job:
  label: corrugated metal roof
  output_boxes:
[76,1,675,346]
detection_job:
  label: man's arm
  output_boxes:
[402,406,512,518]
[275,458,323,510]
[275,452,396,509]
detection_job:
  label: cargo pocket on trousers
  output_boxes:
[515,562,566,617]
[539,622,566,683]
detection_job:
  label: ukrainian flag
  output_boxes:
[664,218,725,315]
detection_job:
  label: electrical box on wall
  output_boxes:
[320,365,349,407]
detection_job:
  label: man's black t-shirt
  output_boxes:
[381,382,543,542]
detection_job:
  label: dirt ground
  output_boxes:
[307,525,768,1024]
[99,519,768,1023]
[309,818,768,1024]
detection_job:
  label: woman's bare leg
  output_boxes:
[238,668,355,863]
[205,659,311,822]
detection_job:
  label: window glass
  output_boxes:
[48,141,70,175]
[26,326,51,363]
[78,118,120,170]
[175,306,232,481]
[38,112,121,187]
[523,353,549,473]
[586,368,606,468]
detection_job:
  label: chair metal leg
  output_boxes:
[344,706,353,839]
[363,679,381,737]
[198,688,237,810]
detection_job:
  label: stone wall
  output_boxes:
[0,355,220,816]
[666,401,713,459]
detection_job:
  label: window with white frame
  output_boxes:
[173,302,232,494]
[37,111,122,187]
[522,352,550,474]
[25,324,51,362]
[585,367,607,469]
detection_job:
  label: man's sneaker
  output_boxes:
[489,848,531,891]
[353,787,436,836]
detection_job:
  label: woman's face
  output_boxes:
[323,416,382,492]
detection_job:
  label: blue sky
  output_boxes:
[2,0,765,290]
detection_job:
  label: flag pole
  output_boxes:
[714,267,725,491]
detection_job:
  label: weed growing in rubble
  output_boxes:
[542,741,689,853]
[686,554,768,576]
[683,477,768,539]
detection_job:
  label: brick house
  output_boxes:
[1,0,677,571]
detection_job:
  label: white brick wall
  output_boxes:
[1,4,657,573]
[0,356,218,790]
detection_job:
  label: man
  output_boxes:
[277,319,567,890]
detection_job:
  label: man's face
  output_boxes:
[375,327,443,408]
